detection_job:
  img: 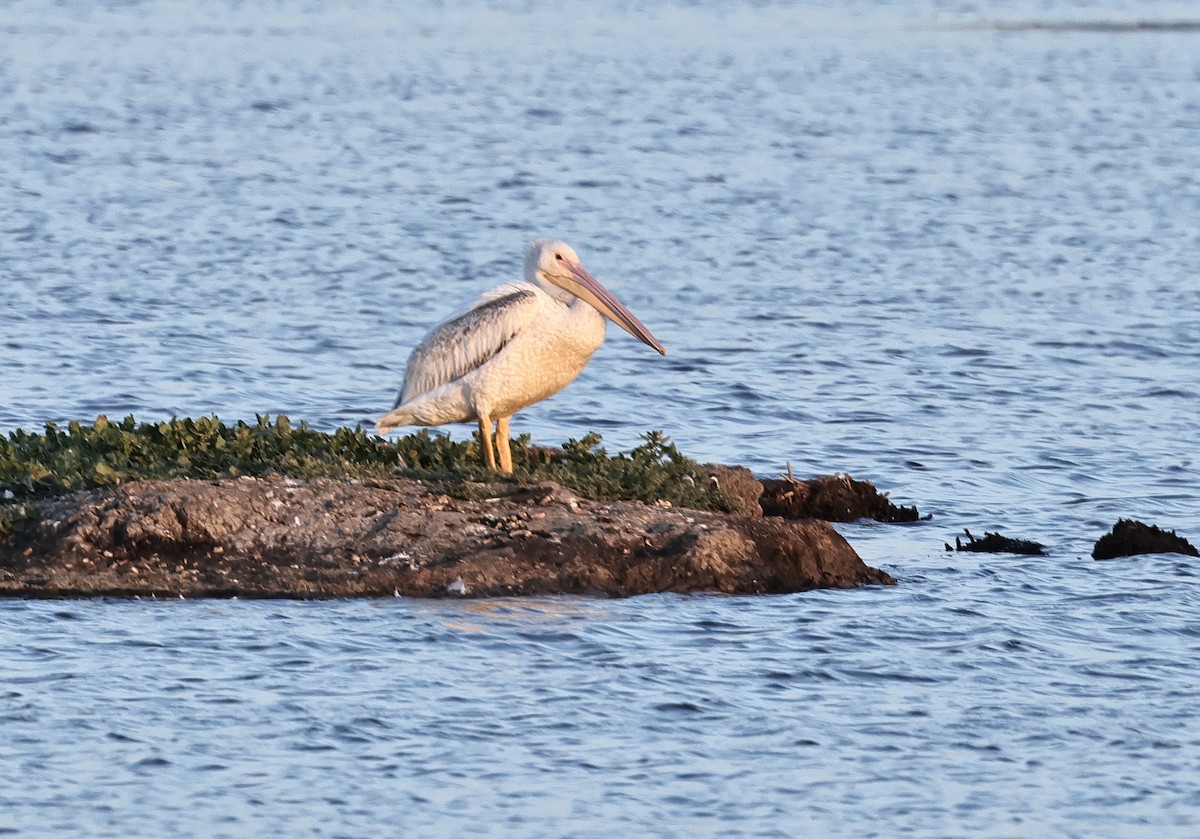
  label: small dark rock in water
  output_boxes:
[1091,519,1199,560]
[760,473,921,523]
[948,529,1045,555]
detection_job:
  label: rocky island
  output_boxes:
[0,416,902,599]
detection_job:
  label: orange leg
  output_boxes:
[478,416,497,471]
[496,416,513,474]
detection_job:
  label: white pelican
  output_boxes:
[376,239,665,473]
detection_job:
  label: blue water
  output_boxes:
[3,0,1200,835]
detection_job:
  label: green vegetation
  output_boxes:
[0,415,399,497]
[0,415,734,515]
[515,431,734,511]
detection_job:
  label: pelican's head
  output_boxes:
[525,239,666,356]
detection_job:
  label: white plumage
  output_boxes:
[377,239,665,472]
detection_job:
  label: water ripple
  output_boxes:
[4,0,1200,834]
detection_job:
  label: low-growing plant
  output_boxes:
[510,430,734,511]
[0,416,735,512]
[0,415,402,496]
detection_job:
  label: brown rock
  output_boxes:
[703,464,764,518]
[0,476,894,598]
[760,474,920,523]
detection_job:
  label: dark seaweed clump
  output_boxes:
[759,473,921,523]
[0,416,734,527]
[1092,518,1199,560]
[948,529,1045,555]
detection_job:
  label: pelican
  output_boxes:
[376,239,665,473]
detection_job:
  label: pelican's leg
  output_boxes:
[478,416,497,471]
[496,416,513,474]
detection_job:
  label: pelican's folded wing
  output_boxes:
[396,287,542,406]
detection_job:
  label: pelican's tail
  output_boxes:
[375,406,414,436]
[376,386,471,435]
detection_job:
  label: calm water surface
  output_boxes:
[2,0,1200,835]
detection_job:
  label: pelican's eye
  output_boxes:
[555,253,565,261]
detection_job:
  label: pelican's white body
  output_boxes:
[377,239,663,472]
[377,280,606,431]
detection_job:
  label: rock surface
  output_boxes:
[1092,519,1199,560]
[760,474,921,522]
[703,465,764,519]
[0,476,895,599]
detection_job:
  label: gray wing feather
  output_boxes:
[395,288,541,407]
